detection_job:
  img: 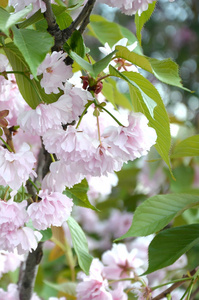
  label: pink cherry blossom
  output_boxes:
[58,83,93,123]
[42,160,84,190]
[0,143,36,191]
[102,113,157,162]
[9,0,47,17]
[0,283,41,300]
[0,250,24,278]
[101,0,156,16]
[27,189,73,230]
[0,199,42,254]
[102,243,144,280]
[37,51,73,94]
[76,259,112,300]
[110,284,128,300]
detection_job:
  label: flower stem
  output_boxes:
[28,178,40,194]
[76,101,94,129]
[0,137,13,152]
[96,104,124,126]
[3,186,10,201]
[50,153,55,162]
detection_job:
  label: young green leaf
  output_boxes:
[135,1,157,44]
[116,194,199,240]
[63,179,99,211]
[44,280,77,297]
[12,27,54,79]
[171,135,199,158]
[0,5,33,35]
[67,217,93,275]
[109,65,171,169]
[144,224,199,274]
[40,228,52,242]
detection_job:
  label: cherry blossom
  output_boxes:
[102,243,144,280]
[9,0,47,17]
[102,113,157,162]
[0,143,36,191]
[101,0,156,16]
[0,199,42,254]
[27,189,73,230]
[99,38,138,73]
[76,258,112,300]
[0,250,24,278]
[37,51,73,94]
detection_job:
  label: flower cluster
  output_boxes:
[100,0,156,16]
[0,200,42,254]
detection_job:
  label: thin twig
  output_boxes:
[152,267,199,300]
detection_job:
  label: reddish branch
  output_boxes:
[152,267,199,300]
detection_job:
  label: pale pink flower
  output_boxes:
[102,113,157,162]
[101,0,156,16]
[99,38,138,73]
[110,284,128,300]
[0,283,41,300]
[37,51,73,94]
[87,173,118,202]
[0,75,28,127]
[131,277,152,300]
[43,126,97,166]
[76,259,112,300]
[0,199,42,254]
[27,189,73,230]
[0,251,24,278]
[102,243,144,280]
[0,283,19,300]
[9,0,47,17]
[42,160,84,190]
[105,209,133,239]
[0,143,36,191]
[58,83,93,123]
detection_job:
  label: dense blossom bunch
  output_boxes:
[0,143,36,192]
[37,52,73,94]
[0,200,42,254]
[27,189,73,230]
[100,0,156,15]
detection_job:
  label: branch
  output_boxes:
[43,0,96,52]
[18,143,52,300]
[152,267,199,300]
[18,242,43,300]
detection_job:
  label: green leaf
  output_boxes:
[149,57,191,91]
[63,179,99,211]
[40,228,52,242]
[12,27,54,78]
[109,66,171,169]
[64,30,85,58]
[171,135,199,158]
[135,1,157,44]
[115,45,152,73]
[0,5,33,35]
[116,194,199,240]
[56,11,73,30]
[115,46,189,91]
[3,43,41,108]
[145,224,199,274]
[102,78,132,110]
[44,280,77,297]
[88,15,142,54]
[69,50,116,78]
[67,216,93,275]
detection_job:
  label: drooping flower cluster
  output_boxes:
[27,189,73,230]
[0,200,42,254]
[0,143,36,192]
[9,0,47,17]
[100,0,157,16]
[37,52,73,94]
